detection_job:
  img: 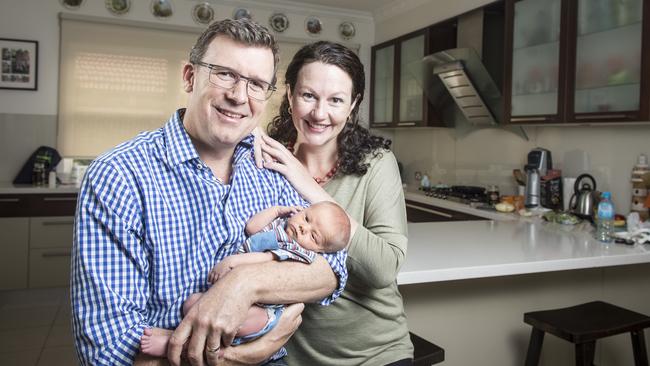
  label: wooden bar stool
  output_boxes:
[523,301,650,366]
[410,332,445,365]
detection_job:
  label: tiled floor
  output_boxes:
[0,287,77,366]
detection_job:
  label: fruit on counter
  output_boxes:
[613,214,626,227]
[542,211,581,225]
[495,202,515,213]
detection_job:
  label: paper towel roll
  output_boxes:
[563,177,577,211]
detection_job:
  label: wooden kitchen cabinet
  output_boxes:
[371,30,431,128]
[504,0,650,124]
[0,193,76,290]
[370,21,457,128]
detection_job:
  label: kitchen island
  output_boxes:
[398,192,650,366]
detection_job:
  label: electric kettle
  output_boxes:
[569,174,597,219]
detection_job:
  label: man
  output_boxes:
[71,19,347,366]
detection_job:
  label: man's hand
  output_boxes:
[209,303,305,366]
[167,270,254,366]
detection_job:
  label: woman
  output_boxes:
[257,41,413,366]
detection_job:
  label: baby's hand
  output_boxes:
[276,206,303,217]
[208,257,236,284]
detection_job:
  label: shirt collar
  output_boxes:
[164,109,199,167]
[164,108,255,167]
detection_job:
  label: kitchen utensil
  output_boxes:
[562,177,577,211]
[569,173,597,219]
[513,169,527,186]
[524,148,552,208]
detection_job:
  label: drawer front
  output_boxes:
[0,218,29,290]
[30,194,78,217]
[0,194,78,217]
[405,200,488,222]
[29,247,71,288]
[30,216,75,249]
[0,195,31,217]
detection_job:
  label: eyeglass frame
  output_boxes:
[193,61,277,101]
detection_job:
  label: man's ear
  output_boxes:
[182,63,194,92]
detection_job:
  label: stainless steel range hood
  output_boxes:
[415,8,528,139]
[425,48,500,126]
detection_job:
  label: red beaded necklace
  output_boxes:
[287,144,338,185]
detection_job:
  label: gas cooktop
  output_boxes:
[419,185,488,204]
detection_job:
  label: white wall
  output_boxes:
[0,0,375,181]
[374,0,496,43]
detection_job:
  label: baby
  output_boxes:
[140,201,350,358]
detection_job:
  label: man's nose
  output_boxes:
[227,79,248,104]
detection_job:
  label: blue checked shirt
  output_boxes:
[71,109,348,366]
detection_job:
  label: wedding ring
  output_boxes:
[206,345,220,353]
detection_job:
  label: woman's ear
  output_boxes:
[182,63,195,92]
[349,94,360,115]
[286,84,294,111]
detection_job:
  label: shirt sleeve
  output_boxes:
[71,160,151,366]
[276,174,348,305]
[346,152,408,288]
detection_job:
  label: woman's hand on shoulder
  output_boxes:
[251,126,272,169]
[258,134,329,203]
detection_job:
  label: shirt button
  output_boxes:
[196,163,203,170]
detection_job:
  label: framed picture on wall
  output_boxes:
[0,38,38,90]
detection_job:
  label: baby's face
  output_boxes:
[285,204,337,252]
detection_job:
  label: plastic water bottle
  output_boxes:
[595,192,615,243]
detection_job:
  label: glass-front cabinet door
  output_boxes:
[398,33,426,126]
[370,43,395,127]
[506,0,565,123]
[569,0,645,121]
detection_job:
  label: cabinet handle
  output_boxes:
[574,114,628,120]
[43,197,77,202]
[42,250,72,258]
[510,116,550,122]
[397,122,417,126]
[406,203,454,219]
[372,122,391,127]
[42,220,75,226]
[0,198,20,203]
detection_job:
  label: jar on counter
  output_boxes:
[487,185,500,205]
[631,154,649,221]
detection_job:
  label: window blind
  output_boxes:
[58,18,305,157]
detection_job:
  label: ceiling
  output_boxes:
[279,0,395,12]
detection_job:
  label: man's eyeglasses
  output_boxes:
[194,61,276,101]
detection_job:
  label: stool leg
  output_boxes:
[525,328,545,366]
[574,341,595,366]
[631,330,649,366]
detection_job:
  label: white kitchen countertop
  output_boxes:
[398,194,650,285]
[0,181,79,194]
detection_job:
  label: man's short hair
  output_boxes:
[189,18,280,84]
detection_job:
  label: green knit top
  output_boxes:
[285,150,413,365]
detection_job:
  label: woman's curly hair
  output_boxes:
[267,41,391,176]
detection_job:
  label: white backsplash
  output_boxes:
[391,124,650,213]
